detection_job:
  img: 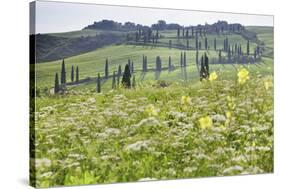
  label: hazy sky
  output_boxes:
[35,0,274,34]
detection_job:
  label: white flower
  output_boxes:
[212,114,226,122]
[124,140,153,152]
[105,128,121,136]
[223,165,243,174]
[36,158,51,167]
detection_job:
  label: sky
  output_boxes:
[35,0,274,34]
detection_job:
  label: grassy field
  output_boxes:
[32,25,274,187]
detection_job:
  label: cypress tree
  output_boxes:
[118,65,122,76]
[186,39,189,49]
[105,58,109,79]
[196,50,199,65]
[112,71,116,89]
[168,56,172,71]
[71,65,74,82]
[182,27,185,37]
[180,52,183,67]
[247,40,250,55]
[122,64,131,88]
[205,37,208,50]
[177,28,180,38]
[132,75,136,89]
[97,73,101,93]
[214,38,217,50]
[186,29,188,38]
[76,66,79,82]
[228,47,231,62]
[219,50,222,63]
[200,53,209,81]
[54,73,60,94]
[195,35,199,50]
[156,56,162,71]
[183,51,187,67]
[61,59,66,84]
[204,53,209,76]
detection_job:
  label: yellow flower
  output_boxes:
[209,72,218,82]
[145,104,158,116]
[237,68,249,84]
[198,116,213,129]
[264,81,273,90]
[181,95,191,105]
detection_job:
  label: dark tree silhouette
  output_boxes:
[219,50,222,63]
[131,61,134,73]
[97,73,101,93]
[180,52,183,67]
[122,64,131,88]
[186,39,189,49]
[214,38,217,50]
[71,65,74,82]
[247,40,250,55]
[118,65,122,76]
[168,56,172,71]
[183,51,187,67]
[156,56,162,71]
[142,55,148,72]
[200,53,209,81]
[105,58,109,79]
[61,59,66,84]
[54,73,60,94]
[76,66,79,82]
[112,71,116,89]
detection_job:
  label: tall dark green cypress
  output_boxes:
[105,58,109,79]
[205,37,208,50]
[97,73,101,93]
[122,64,131,88]
[118,65,122,76]
[204,53,209,75]
[156,56,162,71]
[180,52,183,67]
[61,59,66,84]
[71,65,74,82]
[183,52,187,67]
[76,66,79,82]
[214,38,217,50]
[112,71,116,89]
[54,73,60,94]
[168,56,172,71]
